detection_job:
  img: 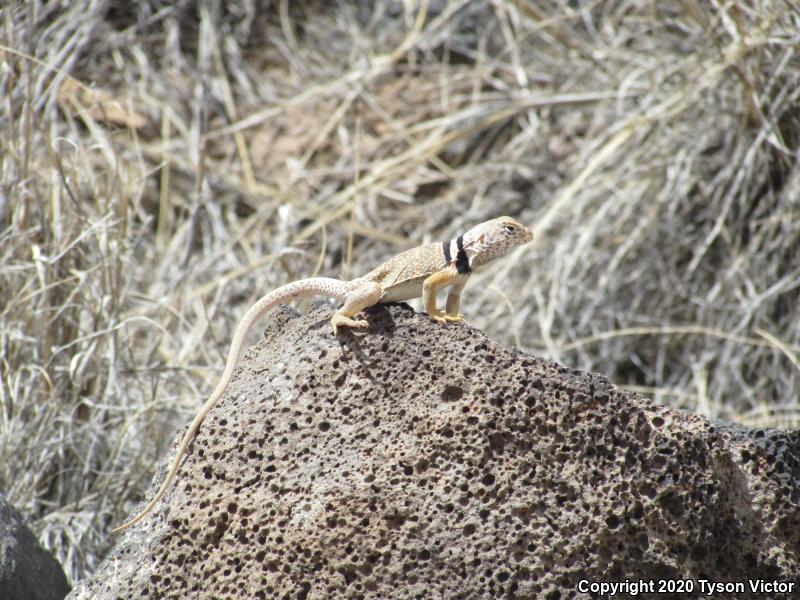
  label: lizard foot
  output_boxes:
[331,315,369,335]
[442,313,464,323]
[428,310,448,323]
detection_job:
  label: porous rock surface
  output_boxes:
[73,304,799,599]
[0,493,71,600]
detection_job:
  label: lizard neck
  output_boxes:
[441,235,473,274]
[442,233,499,272]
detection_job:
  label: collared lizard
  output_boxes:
[113,216,533,532]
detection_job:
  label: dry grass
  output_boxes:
[1,0,799,584]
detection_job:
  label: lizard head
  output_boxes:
[463,216,533,268]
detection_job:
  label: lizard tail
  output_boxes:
[112,277,355,533]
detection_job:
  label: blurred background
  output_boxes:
[1,0,799,584]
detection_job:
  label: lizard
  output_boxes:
[112,216,533,533]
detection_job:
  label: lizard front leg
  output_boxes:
[423,269,465,323]
[331,280,383,334]
[444,280,467,322]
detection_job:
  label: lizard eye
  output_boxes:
[503,223,516,233]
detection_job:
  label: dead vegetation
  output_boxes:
[1,0,799,584]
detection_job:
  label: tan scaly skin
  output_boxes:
[112,216,533,533]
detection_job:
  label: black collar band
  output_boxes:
[442,236,473,274]
[442,240,452,265]
[455,235,472,274]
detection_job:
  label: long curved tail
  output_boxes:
[112,277,353,533]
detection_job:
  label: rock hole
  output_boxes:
[441,385,464,402]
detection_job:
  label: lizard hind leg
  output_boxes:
[331,280,383,334]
